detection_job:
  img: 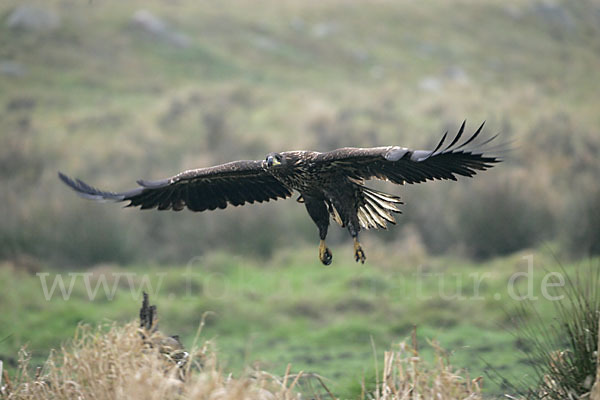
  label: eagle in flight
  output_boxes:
[60,121,500,265]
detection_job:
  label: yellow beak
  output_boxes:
[267,156,281,167]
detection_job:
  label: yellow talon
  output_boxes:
[353,238,366,264]
[319,240,333,266]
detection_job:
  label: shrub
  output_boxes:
[497,262,600,399]
[453,174,555,260]
[562,177,600,257]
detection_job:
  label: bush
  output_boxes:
[562,177,600,257]
[401,184,464,256]
[497,262,600,399]
[453,174,555,259]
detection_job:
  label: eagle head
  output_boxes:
[265,152,284,168]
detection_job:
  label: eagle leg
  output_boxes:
[319,240,333,265]
[346,214,366,264]
[353,237,366,264]
[303,196,332,266]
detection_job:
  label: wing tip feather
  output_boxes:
[58,171,126,201]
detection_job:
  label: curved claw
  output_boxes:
[319,240,333,266]
[322,248,333,265]
[353,239,366,264]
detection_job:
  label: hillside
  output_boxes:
[1,0,599,264]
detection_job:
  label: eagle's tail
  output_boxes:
[328,186,403,230]
[357,186,403,230]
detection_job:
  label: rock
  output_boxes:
[418,76,442,92]
[0,61,25,77]
[311,21,339,38]
[130,9,190,48]
[6,5,60,32]
[252,35,279,52]
[504,5,524,20]
[131,10,166,35]
[444,65,469,84]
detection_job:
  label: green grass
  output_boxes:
[0,249,590,398]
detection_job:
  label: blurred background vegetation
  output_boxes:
[1,0,599,266]
[1,0,600,397]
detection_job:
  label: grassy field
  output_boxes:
[1,248,591,397]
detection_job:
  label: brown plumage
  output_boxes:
[59,121,501,265]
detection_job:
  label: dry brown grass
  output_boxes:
[1,321,302,400]
[1,321,486,400]
[369,336,483,400]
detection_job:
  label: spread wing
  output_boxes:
[314,121,501,184]
[59,160,293,212]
